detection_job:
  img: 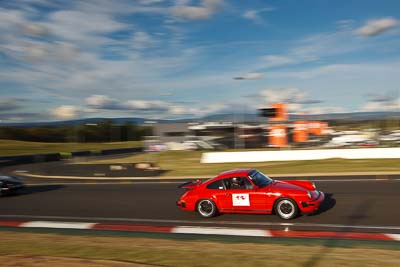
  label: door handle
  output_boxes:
[225,193,230,196]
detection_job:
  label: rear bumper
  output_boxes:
[300,191,325,213]
[176,200,186,209]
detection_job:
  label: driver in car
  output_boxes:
[231,177,244,189]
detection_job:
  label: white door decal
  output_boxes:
[232,193,250,206]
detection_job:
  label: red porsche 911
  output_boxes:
[176,169,325,220]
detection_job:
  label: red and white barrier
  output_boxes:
[1,220,399,242]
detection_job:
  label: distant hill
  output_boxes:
[0,117,151,127]
[1,111,399,127]
[289,111,400,121]
[200,111,400,123]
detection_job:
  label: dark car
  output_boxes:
[0,174,25,196]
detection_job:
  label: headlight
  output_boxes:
[307,191,311,199]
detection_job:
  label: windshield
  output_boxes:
[248,170,273,188]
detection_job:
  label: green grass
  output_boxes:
[0,230,399,267]
[0,140,142,156]
[78,150,400,176]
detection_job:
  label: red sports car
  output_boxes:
[177,169,325,220]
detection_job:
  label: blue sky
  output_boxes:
[0,0,400,122]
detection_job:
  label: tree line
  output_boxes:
[0,120,152,142]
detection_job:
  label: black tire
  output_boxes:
[274,198,298,220]
[196,199,217,218]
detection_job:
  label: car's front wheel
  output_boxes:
[196,199,217,218]
[275,198,298,220]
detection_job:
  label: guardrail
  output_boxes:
[201,147,400,163]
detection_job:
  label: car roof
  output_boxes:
[217,169,255,178]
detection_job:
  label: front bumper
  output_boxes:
[300,191,325,213]
[1,184,25,193]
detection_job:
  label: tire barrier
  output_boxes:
[0,147,143,167]
[0,153,61,167]
[101,147,142,155]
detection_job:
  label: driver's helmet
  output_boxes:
[232,177,241,185]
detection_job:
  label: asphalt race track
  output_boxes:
[1,176,400,234]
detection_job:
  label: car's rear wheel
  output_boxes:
[275,198,298,220]
[196,199,217,218]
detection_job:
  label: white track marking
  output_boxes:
[20,220,95,229]
[2,215,400,231]
[172,226,271,237]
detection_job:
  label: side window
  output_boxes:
[224,177,253,190]
[242,178,254,190]
[206,180,225,190]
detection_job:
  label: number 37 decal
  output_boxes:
[232,193,250,206]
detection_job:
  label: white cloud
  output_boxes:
[302,106,347,115]
[198,102,227,115]
[0,8,24,29]
[243,10,259,22]
[0,99,21,111]
[356,17,398,37]
[242,7,274,23]
[74,0,168,16]
[43,10,129,45]
[171,0,223,20]
[132,31,158,50]
[54,42,79,61]
[254,23,380,71]
[361,91,400,112]
[23,23,49,36]
[360,99,400,112]
[139,0,164,5]
[122,100,167,111]
[272,61,400,80]
[260,88,317,105]
[86,95,119,109]
[3,2,400,122]
[256,88,323,114]
[262,55,297,68]
[234,72,264,80]
[83,94,232,118]
[52,105,80,120]
[367,91,398,103]
[250,88,338,115]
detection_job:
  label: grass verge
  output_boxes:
[0,230,399,267]
[77,150,400,176]
[0,140,142,156]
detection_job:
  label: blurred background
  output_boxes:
[1,2,400,266]
[1,0,399,156]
